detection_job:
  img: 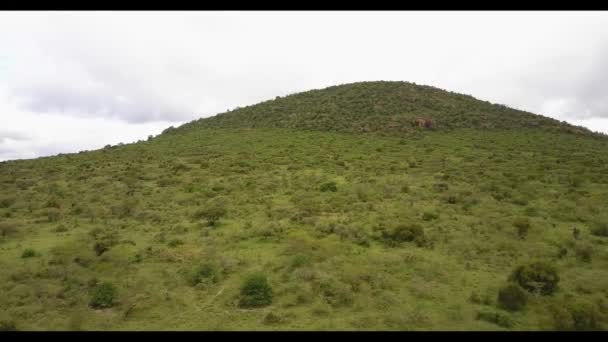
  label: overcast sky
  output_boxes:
[1,11,608,161]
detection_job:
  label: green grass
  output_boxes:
[1,81,608,330]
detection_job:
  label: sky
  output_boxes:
[1,11,608,161]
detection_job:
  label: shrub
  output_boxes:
[193,205,227,226]
[0,222,17,237]
[381,224,425,246]
[263,312,282,325]
[422,211,438,221]
[21,248,36,258]
[167,239,184,247]
[509,262,559,295]
[0,196,15,208]
[575,245,593,263]
[53,224,69,233]
[0,320,17,331]
[290,254,312,270]
[568,302,602,330]
[189,262,221,286]
[590,222,608,237]
[47,208,61,222]
[497,283,527,311]
[94,242,109,256]
[550,301,603,331]
[318,278,354,307]
[239,273,273,308]
[476,310,514,328]
[89,282,117,309]
[513,217,530,239]
[319,181,338,192]
[572,227,581,240]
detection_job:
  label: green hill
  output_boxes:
[1,81,608,331]
[176,81,593,135]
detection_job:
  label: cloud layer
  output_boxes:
[2,11,608,161]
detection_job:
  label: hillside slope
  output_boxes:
[1,82,608,331]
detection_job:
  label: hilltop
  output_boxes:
[173,81,593,136]
[1,81,607,331]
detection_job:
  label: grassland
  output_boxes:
[1,82,608,331]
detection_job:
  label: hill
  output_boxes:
[1,82,608,331]
[175,81,594,136]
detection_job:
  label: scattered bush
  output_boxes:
[422,211,438,221]
[94,242,109,256]
[53,224,69,233]
[89,282,117,309]
[0,196,15,208]
[189,262,221,286]
[0,320,17,331]
[167,239,184,247]
[319,181,338,192]
[590,222,608,237]
[476,310,514,328]
[572,227,581,240]
[21,248,36,258]
[0,222,17,237]
[513,217,530,239]
[497,283,527,311]
[239,273,273,308]
[290,254,312,270]
[509,262,560,295]
[381,224,426,246]
[47,208,61,222]
[263,312,282,325]
[317,277,354,307]
[193,205,227,226]
[550,301,604,331]
[574,245,593,263]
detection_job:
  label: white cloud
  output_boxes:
[1,11,608,161]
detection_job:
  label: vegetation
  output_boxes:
[497,284,527,311]
[89,282,118,309]
[510,262,560,296]
[238,273,273,308]
[0,81,607,330]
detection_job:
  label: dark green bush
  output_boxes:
[290,254,312,270]
[497,283,527,311]
[21,248,36,258]
[590,222,608,237]
[0,196,15,208]
[513,217,530,239]
[193,205,227,226]
[239,273,273,308]
[575,245,593,263]
[89,282,117,309]
[167,239,184,247]
[0,319,17,331]
[47,208,61,222]
[0,222,18,237]
[509,262,559,295]
[381,224,425,246]
[475,310,514,328]
[94,242,109,256]
[263,312,282,325]
[422,211,438,221]
[319,181,338,192]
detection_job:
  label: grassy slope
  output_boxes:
[1,82,608,330]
